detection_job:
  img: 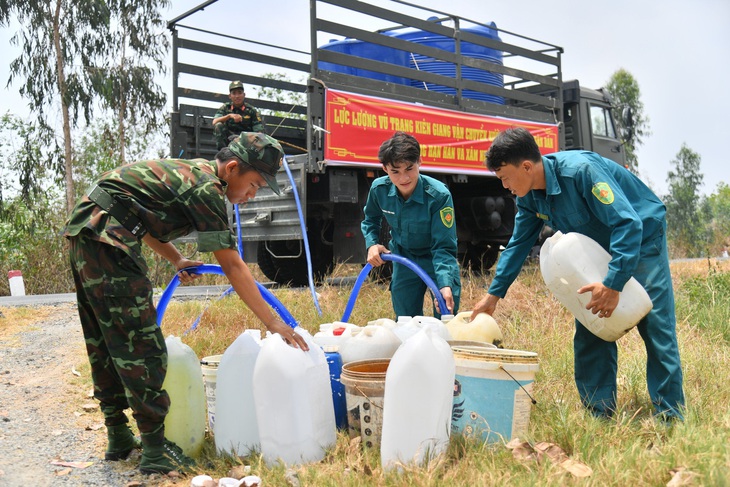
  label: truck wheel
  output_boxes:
[256,221,334,286]
[462,243,499,276]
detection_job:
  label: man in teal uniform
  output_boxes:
[64,133,307,475]
[362,131,460,318]
[212,80,265,149]
[472,127,684,421]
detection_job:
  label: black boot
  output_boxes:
[105,423,142,461]
[139,438,195,475]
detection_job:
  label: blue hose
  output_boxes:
[156,264,298,329]
[233,203,244,259]
[281,155,322,315]
[340,253,448,322]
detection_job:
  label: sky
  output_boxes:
[1,0,728,196]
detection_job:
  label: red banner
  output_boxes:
[324,89,558,175]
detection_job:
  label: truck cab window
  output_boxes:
[590,105,616,138]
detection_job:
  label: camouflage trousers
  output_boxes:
[214,122,232,150]
[69,233,168,445]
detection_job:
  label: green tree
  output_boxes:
[604,69,651,174]
[6,0,112,212]
[664,144,706,257]
[704,182,730,255]
[90,0,170,165]
[5,0,170,211]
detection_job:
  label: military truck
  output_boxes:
[168,0,626,285]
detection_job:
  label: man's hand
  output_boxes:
[366,244,390,267]
[267,318,309,351]
[471,293,500,320]
[230,113,242,123]
[434,286,454,315]
[174,258,204,285]
[578,282,620,318]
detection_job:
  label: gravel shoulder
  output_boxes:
[0,303,177,487]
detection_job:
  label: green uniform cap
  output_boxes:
[229,80,244,92]
[229,132,284,195]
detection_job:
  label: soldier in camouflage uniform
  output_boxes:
[213,80,265,150]
[64,132,306,474]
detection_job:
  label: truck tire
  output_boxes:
[462,243,499,276]
[256,221,334,286]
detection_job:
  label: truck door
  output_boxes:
[588,104,626,166]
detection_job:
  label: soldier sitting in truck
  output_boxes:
[212,80,265,150]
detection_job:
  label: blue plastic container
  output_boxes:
[318,33,411,85]
[396,20,505,104]
[324,347,348,430]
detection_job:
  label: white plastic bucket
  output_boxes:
[200,354,222,434]
[451,346,539,443]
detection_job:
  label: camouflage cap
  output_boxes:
[228,132,284,195]
[229,80,244,92]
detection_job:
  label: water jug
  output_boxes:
[162,336,206,457]
[391,315,450,343]
[339,325,401,364]
[446,312,503,347]
[253,328,336,465]
[214,332,261,456]
[380,328,455,470]
[324,346,348,430]
[540,231,653,341]
[367,317,398,329]
[313,321,360,348]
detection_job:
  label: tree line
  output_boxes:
[0,2,727,296]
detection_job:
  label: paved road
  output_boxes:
[0,276,359,308]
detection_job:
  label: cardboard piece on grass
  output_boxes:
[506,439,593,478]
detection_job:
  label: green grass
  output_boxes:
[154,259,730,486]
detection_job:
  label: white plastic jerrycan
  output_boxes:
[540,231,653,341]
[339,324,401,364]
[446,312,503,347]
[253,328,336,466]
[312,321,360,348]
[380,328,455,470]
[214,332,262,456]
[162,336,206,457]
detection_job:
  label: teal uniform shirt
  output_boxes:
[489,150,684,419]
[489,151,664,297]
[362,174,460,317]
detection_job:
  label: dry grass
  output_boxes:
[105,259,730,485]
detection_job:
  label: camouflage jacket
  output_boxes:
[63,159,237,271]
[214,102,264,133]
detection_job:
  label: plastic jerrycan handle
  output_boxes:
[155,264,298,328]
[340,253,448,323]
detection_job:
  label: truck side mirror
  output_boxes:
[622,107,635,144]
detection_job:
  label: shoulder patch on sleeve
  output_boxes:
[440,206,454,228]
[592,182,614,205]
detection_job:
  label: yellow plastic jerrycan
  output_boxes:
[446,312,503,347]
[162,336,206,457]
